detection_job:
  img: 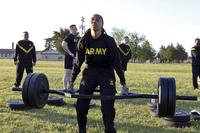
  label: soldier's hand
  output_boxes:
[33,62,36,66]
[14,61,18,65]
[73,56,77,64]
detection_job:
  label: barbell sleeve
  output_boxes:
[176,95,197,101]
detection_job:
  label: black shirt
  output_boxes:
[72,31,126,85]
[118,43,132,62]
[14,40,36,62]
[191,45,200,66]
[64,33,80,55]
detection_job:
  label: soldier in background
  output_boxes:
[62,24,80,93]
[13,31,36,90]
[191,38,200,90]
[118,36,132,95]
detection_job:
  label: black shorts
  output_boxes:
[64,54,73,69]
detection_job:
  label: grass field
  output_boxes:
[0,59,200,133]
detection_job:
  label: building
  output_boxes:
[41,49,64,61]
[0,49,15,59]
[0,43,64,61]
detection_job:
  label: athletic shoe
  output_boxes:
[120,86,129,96]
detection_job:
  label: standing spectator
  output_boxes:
[118,36,132,95]
[13,31,36,90]
[118,36,132,72]
[191,38,200,90]
[62,24,80,93]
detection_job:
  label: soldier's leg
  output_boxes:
[76,69,97,132]
[63,55,73,90]
[99,77,116,133]
[15,62,25,87]
[192,66,198,89]
[25,62,33,74]
[63,69,72,90]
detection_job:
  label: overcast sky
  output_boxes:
[0,0,200,54]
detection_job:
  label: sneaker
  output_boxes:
[63,87,75,94]
[120,85,129,96]
[195,88,200,92]
[12,86,21,91]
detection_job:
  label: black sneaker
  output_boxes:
[63,88,75,94]
[12,86,21,91]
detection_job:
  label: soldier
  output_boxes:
[118,36,132,72]
[191,38,200,90]
[62,24,80,93]
[13,31,36,90]
[70,14,128,133]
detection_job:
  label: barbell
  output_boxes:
[20,73,197,117]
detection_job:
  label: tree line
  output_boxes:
[44,27,188,63]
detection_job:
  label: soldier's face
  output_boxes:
[91,15,103,31]
[70,26,77,35]
[23,32,29,40]
[124,37,129,44]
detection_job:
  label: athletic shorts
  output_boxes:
[64,55,73,69]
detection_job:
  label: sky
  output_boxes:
[0,0,200,54]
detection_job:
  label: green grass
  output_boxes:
[0,59,200,133]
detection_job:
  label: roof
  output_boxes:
[0,49,15,54]
[0,48,42,54]
[42,49,60,55]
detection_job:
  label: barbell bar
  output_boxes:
[21,73,197,117]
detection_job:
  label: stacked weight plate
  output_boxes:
[162,110,191,128]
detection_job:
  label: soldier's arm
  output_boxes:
[62,40,74,57]
[14,43,19,64]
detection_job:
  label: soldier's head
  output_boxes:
[69,24,78,35]
[195,38,200,46]
[23,31,29,40]
[123,36,129,44]
[90,14,104,32]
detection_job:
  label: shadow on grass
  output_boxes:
[9,104,200,133]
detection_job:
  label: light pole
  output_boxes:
[80,16,85,36]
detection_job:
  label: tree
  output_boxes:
[110,27,147,62]
[43,38,54,51]
[138,40,156,62]
[128,32,146,61]
[158,45,167,62]
[175,43,188,62]
[158,43,188,63]
[44,28,70,54]
[53,28,70,54]
[111,27,127,45]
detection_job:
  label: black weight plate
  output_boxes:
[149,108,158,117]
[28,73,49,108]
[164,110,190,122]
[158,77,168,117]
[22,73,35,106]
[50,101,67,106]
[167,78,176,117]
[162,119,191,128]
[47,96,64,105]
[6,99,31,110]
